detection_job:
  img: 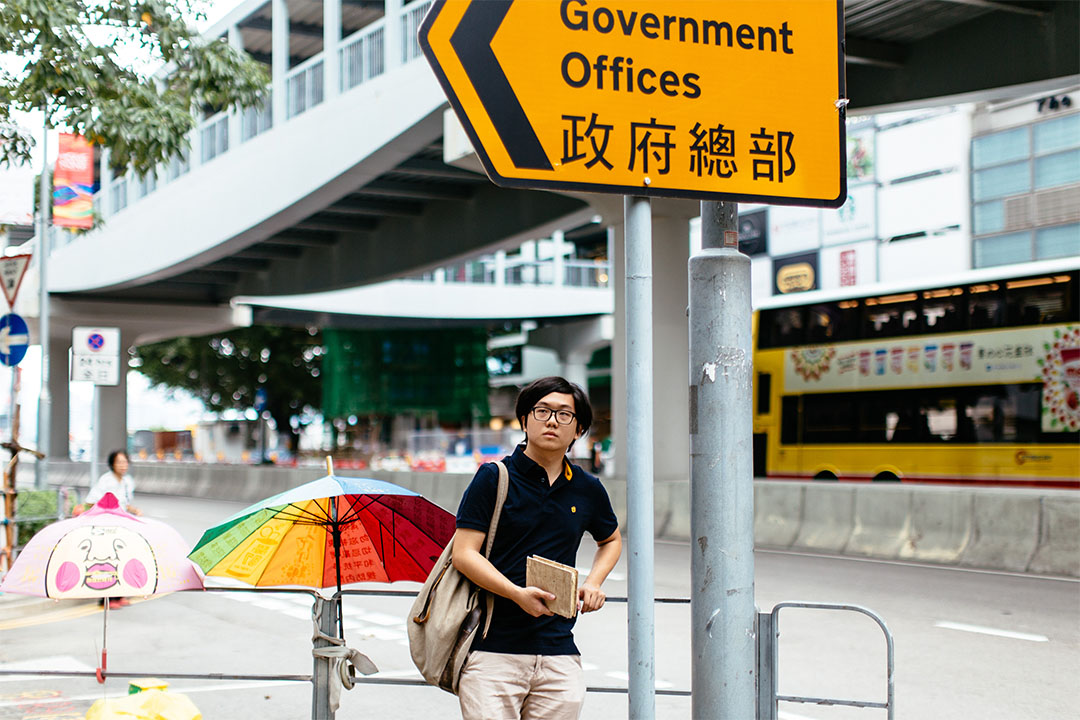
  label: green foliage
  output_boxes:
[14,490,74,546]
[0,0,268,174]
[133,326,323,450]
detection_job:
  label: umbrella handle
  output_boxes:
[96,649,107,684]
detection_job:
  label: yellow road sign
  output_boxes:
[420,0,847,207]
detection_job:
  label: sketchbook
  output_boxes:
[526,555,578,619]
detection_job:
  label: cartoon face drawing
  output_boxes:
[45,525,158,598]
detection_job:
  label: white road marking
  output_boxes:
[0,655,94,683]
[934,620,1048,642]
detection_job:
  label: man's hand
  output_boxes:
[578,582,606,613]
[515,586,555,617]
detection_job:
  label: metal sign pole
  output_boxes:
[624,195,655,720]
[35,105,51,490]
[89,385,101,487]
[689,200,755,718]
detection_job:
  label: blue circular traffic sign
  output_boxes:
[0,313,30,367]
[87,332,106,350]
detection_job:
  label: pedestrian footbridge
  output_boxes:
[48,0,591,304]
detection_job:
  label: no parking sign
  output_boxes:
[72,326,121,385]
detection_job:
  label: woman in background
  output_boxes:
[80,450,139,515]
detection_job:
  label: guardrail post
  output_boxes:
[312,596,337,719]
[756,610,777,720]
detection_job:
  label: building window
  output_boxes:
[1033,113,1080,154]
[972,160,1030,201]
[972,200,1004,235]
[1034,149,1080,189]
[1035,223,1080,260]
[971,111,1079,268]
[972,126,1028,168]
[974,231,1031,268]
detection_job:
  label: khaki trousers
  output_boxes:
[458,651,585,720]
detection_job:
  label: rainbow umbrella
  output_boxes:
[188,463,455,637]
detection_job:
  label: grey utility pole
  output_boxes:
[624,195,655,720]
[689,200,756,718]
[35,107,50,490]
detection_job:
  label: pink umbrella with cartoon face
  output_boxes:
[0,492,203,681]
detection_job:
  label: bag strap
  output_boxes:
[480,461,509,639]
[484,461,509,558]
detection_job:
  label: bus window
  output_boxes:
[802,393,857,443]
[863,293,920,338]
[757,373,772,415]
[967,283,1004,329]
[769,308,804,347]
[1005,275,1074,326]
[921,292,962,333]
[780,396,799,444]
[926,400,958,441]
[807,303,858,343]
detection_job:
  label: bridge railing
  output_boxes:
[340,20,385,92]
[286,56,326,120]
[401,0,434,64]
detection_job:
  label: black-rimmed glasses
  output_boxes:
[531,406,576,425]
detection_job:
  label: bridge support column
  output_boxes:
[650,205,692,492]
[93,360,128,467]
[604,199,694,490]
[47,340,70,461]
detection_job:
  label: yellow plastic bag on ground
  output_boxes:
[84,690,201,720]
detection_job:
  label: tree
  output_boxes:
[133,327,323,456]
[0,0,267,174]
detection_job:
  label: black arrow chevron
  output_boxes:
[450,0,552,171]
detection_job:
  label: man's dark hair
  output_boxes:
[107,450,128,472]
[515,376,593,438]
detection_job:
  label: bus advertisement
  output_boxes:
[753,258,1079,487]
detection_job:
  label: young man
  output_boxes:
[452,376,623,720]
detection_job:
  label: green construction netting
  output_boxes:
[321,328,491,424]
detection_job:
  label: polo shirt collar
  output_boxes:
[510,445,573,485]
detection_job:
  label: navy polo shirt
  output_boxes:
[456,445,619,655]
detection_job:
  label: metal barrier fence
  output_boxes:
[758,602,895,720]
[0,584,893,718]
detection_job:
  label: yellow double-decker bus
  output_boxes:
[753,258,1079,488]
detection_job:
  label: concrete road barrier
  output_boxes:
[960,492,1041,573]
[899,488,973,564]
[35,461,1078,577]
[1028,495,1080,577]
[754,481,804,549]
[846,484,912,558]
[791,484,854,554]
[660,480,692,543]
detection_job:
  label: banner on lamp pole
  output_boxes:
[52,133,94,229]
